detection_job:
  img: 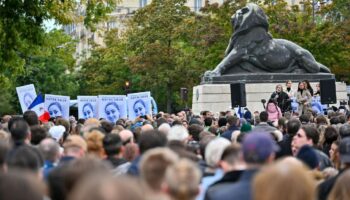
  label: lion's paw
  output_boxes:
[204,70,221,77]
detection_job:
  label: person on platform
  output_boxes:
[296,82,312,115]
[270,84,291,113]
[285,80,295,98]
[314,83,321,96]
[266,99,282,123]
[303,80,314,96]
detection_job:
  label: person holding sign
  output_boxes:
[48,102,63,118]
[105,102,120,123]
[133,99,146,117]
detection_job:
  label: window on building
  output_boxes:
[140,0,147,8]
[107,21,117,30]
[194,0,202,12]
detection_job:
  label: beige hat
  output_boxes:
[63,135,87,152]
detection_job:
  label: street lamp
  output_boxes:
[124,80,130,94]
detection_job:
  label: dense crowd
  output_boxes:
[0,88,350,200]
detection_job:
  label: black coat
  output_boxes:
[271,91,291,113]
[276,134,293,158]
[318,169,348,200]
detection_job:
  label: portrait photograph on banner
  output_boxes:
[98,95,127,123]
[45,94,70,119]
[16,84,37,113]
[127,92,152,120]
[77,96,98,120]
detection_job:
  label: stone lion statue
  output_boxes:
[204,3,331,77]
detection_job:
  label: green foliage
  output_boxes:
[0,0,120,76]
[265,0,350,82]
[0,76,15,115]
[6,30,79,113]
[0,0,121,114]
[125,0,221,111]
[78,29,132,95]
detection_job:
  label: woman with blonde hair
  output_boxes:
[69,174,144,200]
[253,158,316,200]
[85,130,105,158]
[163,159,201,200]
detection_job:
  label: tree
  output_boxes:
[264,0,350,82]
[78,29,133,96]
[123,0,191,112]
[0,0,121,76]
[9,30,79,113]
[0,0,122,113]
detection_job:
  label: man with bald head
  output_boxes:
[141,124,154,133]
[119,130,134,144]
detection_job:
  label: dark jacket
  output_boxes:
[221,125,239,140]
[271,91,291,113]
[48,156,76,200]
[204,170,244,200]
[315,149,332,170]
[276,134,293,158]
[105,156,128,168]
[318,169,348,200]
[204,169,258,200]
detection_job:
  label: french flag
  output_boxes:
[28,94,50,122]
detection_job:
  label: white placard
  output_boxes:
[98,95,127,123]
[127,92,152,120]
[77,96,98,119]
[16,84,37,113]
[45,94,70,119]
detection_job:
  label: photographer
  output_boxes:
[270,84,291,114]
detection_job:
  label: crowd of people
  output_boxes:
[0,81,350,200]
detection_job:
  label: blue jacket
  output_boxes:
[43,160,56,180]
[221,125,239,140]
[127,155,142,176]
[205,169,258,200]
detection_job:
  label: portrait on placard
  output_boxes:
[127,92,152,120]
[78,96,98,119]
[16,84,37,113]
[98,95,127,123]
[45,95,70,119]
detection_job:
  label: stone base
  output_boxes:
[201,73,335,84]
[192,82,348,115]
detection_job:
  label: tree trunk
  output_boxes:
[166,83,172,113]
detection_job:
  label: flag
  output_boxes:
[28,94,50,122]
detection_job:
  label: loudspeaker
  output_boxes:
[180,88,188,101]
[320,79,337,104]
[230,83,246,107]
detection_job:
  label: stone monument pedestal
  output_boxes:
[192,81,348,115]
[201,73,335,84]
